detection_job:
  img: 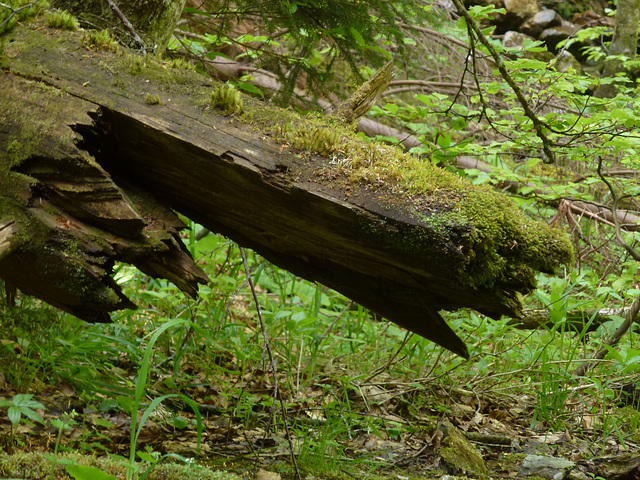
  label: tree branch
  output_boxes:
[450,0,556,163]
[103,0,145,50]
[597,157,640,261]
[573,295,640,377]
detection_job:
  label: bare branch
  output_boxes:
[573,295,640,377]
[597,157,640,261]
[103,0,145,50]
[0,1,37,30]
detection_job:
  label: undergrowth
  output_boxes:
[0,223,639,478]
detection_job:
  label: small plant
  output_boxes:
[169,57,195,71]
[82,29,120,52]
[65,463,117,480]
[293,124,341,155]
[50,411,78,455]
[0,306,63,390]
[586,473,607,480]
[210,83,244,116]
[123,318,204,480]
[145,93,162,105]
[46,9,78,30]
[127,54,147,74]
[0,0,49,35]
[0,394,46,439]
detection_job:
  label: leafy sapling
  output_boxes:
[0,393,46,435]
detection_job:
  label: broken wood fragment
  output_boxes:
[333,60,395,124]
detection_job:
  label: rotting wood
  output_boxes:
[0,20,574,358]
[575,452,640,480]
[333,60,395,124]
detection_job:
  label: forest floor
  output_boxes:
[0,363,638,480]
[1,233,639,480]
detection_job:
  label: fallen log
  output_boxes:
[0,19,574,357]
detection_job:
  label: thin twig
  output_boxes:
[363,331,412,383]
[597,157,640,261]
[572,158,640,376]
[320,301,353,341]
[0,1,36,30]
[239,247,301,480]
[103,0,145,50]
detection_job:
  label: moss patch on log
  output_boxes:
[246,107,573,292]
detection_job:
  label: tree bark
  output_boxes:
[0,19,574,357]
[595,0,640,98]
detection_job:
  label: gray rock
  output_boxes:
[504,0,538,19]
[493,0,539,33]
[553,50,582,73]
[539,22,580,52]
[520,9,562,38]
[503,30,536,49]
[519,454,575,479]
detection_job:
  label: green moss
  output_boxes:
[0,452,241,480]
[82,29,119,52]
[46,9,78,31]
[256,108,573,291]
[439,420,488,476]
[169,57,196,71]
[276,121,343,155]
[210,84,244,116]
[126,53,147,74]
[458,188,574,290]
[145,93,162,105]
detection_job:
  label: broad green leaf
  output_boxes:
[18,407,44,425]
[66,464,117,480]
[13,393,45,409]
[364,44,391,59]
[7,406,21,427]
[171,415,189,430]
[236,81,264,97]
[137,450,159,464]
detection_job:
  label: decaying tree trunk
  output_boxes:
[0,17,574,358]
